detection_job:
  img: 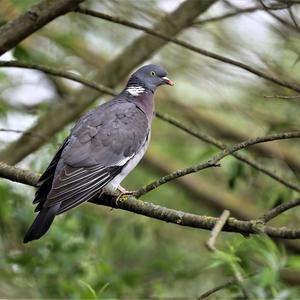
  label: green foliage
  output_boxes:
[205,235,298,299]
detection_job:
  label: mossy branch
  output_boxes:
[1,160,300,239]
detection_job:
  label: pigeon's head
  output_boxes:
[128,64,174,93]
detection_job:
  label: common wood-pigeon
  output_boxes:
[24,64,173,243]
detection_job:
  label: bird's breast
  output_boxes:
[104,131,151,193]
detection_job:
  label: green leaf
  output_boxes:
[98,282,110,297]
[78,280,97,299]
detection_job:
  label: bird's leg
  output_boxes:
[117,185,135,194]
[116,186,136,206]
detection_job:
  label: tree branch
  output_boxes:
[198,273,256,299]
[135,131,300,197]
[206,210,231,251]
[0,0,85,56]
[0,161,39,186]
[0,60,116,96]
[193,3,289,25]
[264,95,300,100]
[76,6,300,94]
[1,161,300,239]
[156,112,300,193]
[258,198,300,223]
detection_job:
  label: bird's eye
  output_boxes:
[150,71,156,76]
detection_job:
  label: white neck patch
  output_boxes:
[126,85,145,96]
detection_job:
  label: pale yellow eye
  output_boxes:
[150,71,156,76]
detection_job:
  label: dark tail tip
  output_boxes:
[23,204,60,243]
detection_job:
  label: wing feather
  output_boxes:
[42,164,121,213]
[35,100,149,214]
[56,166,122,214]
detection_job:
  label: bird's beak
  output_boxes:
[162,76,174,86]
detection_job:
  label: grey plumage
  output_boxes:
[24,64,173,243]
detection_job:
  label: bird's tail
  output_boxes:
[23,204,60,243]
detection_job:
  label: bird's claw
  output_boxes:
[115,188,136,207]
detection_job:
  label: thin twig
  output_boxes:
[75,7,300,94]
[259,0,300,35]
[156,112,300,193]
[193,4,289,25]
[288,5,300,31]
[194,6,262,24]
[0,128,49,142]
[0,60,116,96]
[259,198,300,223]
[264,95,300,100]
[206,210,231,251]
[135,131,300,197]
[198,273,256,299]
[204,209,249,299]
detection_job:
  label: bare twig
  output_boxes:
[76,6,300,93]
[259,198,300,223]
[0,0,85,56]
[1,161,300,239]
[258,0,300,35]
[198,273,256,299]
[194,6,262,24]
[0,60,116,96]
[194,4,289,25]
[204,209,249,298]
[156,112,300,193]
[0,128,49,142]
[264,95,300,100]
[206,210,231,251]
[135,131,300,197]
[287,5,300,31]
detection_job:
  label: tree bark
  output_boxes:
[0,0,85,56]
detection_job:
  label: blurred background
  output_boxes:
[1,0,300,298]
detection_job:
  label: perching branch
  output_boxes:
[0,0,85,56]
[135,131,300,197]
[1,161,300,239]
[76,6,300,94]
[0,161,39,187]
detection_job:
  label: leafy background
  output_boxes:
[1,0,300,298]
